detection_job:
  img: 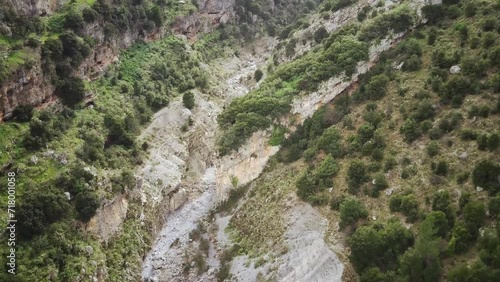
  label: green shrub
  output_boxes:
[339,197,368,228]
[472,160,500,194]
[348,221,413,272]
[446,4,461,17]
[371,173,389,197]
[254,69,263,82]
[482,17,497,31]
[400,194,420,222]
[82,7,99,23]
[383,157,397,172]
[296,172,317,201]
[464,2,476,17]
[426,141,440,157]
[422,4,445,23]
[400,118,421,143]
[468,105,491,118]
[317,127,343,157]
[64,9,84,30]
[448,221,473,253]
[477,133,488,150]
[17,186,71,239]
[183,91,195,109]
[456,171,470,184]
[463,201,486,238]
[389,194,403,212]
[57,76,86,107]
[487,133,500,151]
[347,160,368,194]
[432,190,454,223]
[314,27,328,43]
[424,211,449,237]
[433,160,449,176]
[75,191,100,222]
[488,196,500,218]
[360,5,415,41]
[12,105,34,122]
[313,155,339,184]
[483,32,496,48]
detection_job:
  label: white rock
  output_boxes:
[476,186,484,192]
[450,65,461,74]
[30,155,38,165]
[86,245,94,256]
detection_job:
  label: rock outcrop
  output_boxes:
[0,0,236,121]
[0,0,63,17]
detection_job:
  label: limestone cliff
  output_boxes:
[0,0,236,121]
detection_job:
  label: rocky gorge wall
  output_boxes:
[0,0,237,121]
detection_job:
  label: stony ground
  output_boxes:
[141,36,278,282]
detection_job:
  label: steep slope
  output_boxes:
[0,0,322,281]
[211,0,500,281]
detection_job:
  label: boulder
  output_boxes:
[450,65,461,74]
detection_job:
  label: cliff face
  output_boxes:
[0,0,64,17]
[0,0,236,121]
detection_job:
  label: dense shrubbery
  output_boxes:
[349,220,414,272]
[359,5,415,42]
[17,185,71,239]
[339,197,367,228]
[183,92,195,110]
[218,25,372,154]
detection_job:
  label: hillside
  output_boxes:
[0,0,499,281]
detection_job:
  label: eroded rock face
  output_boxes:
[0,54,56,120]
[87,195,129,243]
[0,0,236,121]
[0,0,63,17]
[215,130,280,197]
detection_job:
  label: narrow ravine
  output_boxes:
[140,37,276,282]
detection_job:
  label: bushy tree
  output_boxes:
[425,211,449,237]
[347,160,368,194]
[488,133,500,151]
[314,27,328,43]
[488,196,500,218]
[64,9,84,30]
[400,194,420,222]
[57,76,86,107]
[82,7,99,23]
[339,197,368,228]
[463,201,486,238]
[183,91,195,109]
[317,127,343,157]
[254,69,263,82]
[12,105,34,122]
[363,74,390,100]
[17,186,71,239]
[74,191,100,222]
[472,160,500,194]
[349,221,413,272]
[432,190,455,223]
[448,262,493,281]
[400,216,442,282]
[371,173,389,197]
[296,171,316,201]
[313,155,339,186]
[433,160,449,176]
[426,141,439,157]
[448,221,472,253]
[400,118,421,143]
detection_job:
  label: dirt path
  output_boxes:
[141,37,276,282]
